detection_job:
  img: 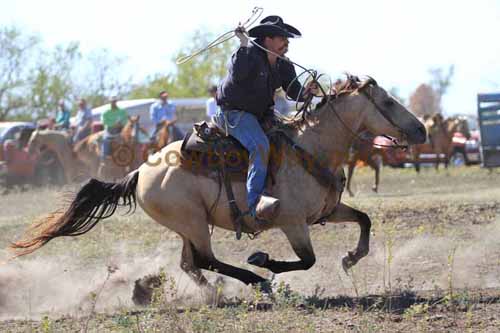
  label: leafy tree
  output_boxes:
[29,42,81,118]
[0,26,39,120]
[77,48,130,108]
[128,73,175,100]
[409,83,440,117]
[129,29,236,99]
[428,65,454,107]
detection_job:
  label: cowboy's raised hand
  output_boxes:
[235,24,249,47]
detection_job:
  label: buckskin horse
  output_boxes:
[12,76,426,296]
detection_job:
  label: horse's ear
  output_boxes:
[366,75,378,86]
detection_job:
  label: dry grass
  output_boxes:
[0,165,499,331]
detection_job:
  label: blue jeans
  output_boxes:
[73,127,90,143]
[101,128,121,160]
[214,110,270,209]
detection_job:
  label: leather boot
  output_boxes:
[254,194,280,221]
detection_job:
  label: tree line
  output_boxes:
[0,26,235,121]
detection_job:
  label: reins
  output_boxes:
[175,7,264,65]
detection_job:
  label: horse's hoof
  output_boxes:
[247,251,269,268]
[372,186,378,193]
[341,252,356,273]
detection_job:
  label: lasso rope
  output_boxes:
[175,7,264,65]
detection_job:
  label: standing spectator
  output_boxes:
[149,90,177,141]
[101,96,127,161]
[73,98,93,143]
[54,100,71,130]
[206,85,219,120]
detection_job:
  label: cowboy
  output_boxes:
[101,96,127,162]
[73,98,93,143]
[54,100,71,130]
[214,15,318,222]
[149,90,177,142]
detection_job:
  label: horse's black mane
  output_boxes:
[276,74,378,130]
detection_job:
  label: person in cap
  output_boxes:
[149,90,178,142]
[73,98,93,143]
[214,15,318,222]
[101,96,128,162]
[54,99,71,130]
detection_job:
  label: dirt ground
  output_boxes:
[0,165,499,332]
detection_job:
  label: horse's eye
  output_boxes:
[384,99,395,107]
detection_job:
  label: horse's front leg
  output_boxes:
[324,203,371,271]
[247,223,316,274]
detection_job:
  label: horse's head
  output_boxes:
[432,113,444,126]
[128,115,140,124]
[453,116,471,139]
[356,78,426,145]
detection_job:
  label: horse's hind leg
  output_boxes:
[247,223,316,274]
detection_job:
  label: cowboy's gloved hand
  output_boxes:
[235,25,249,47]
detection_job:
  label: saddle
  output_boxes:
[180,121,286,239]
[180,121,284,183]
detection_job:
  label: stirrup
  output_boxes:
[231,210,268,241]
[246,208,273,226]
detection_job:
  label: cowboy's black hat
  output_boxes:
[248,15,301,38]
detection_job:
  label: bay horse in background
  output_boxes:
[12,76,426,300]
[345,134,383,197]
[412,114,470,172]
[145,120,183,155]
[74,116,149,180]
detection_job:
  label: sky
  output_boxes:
[1,0,499,116]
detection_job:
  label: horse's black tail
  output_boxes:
[10,170,140,257]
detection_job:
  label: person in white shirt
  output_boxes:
[205,85,219,120]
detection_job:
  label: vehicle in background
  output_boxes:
[477,93,500,168]
[0,121,65,190]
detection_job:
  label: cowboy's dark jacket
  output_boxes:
[216,40,304,120]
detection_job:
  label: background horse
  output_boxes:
[345,136,383,197]
[12,77,426,301]
[27,130,89,183]
[74,116,147,180]
[146,120,184,155]
[412,114,469,171]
